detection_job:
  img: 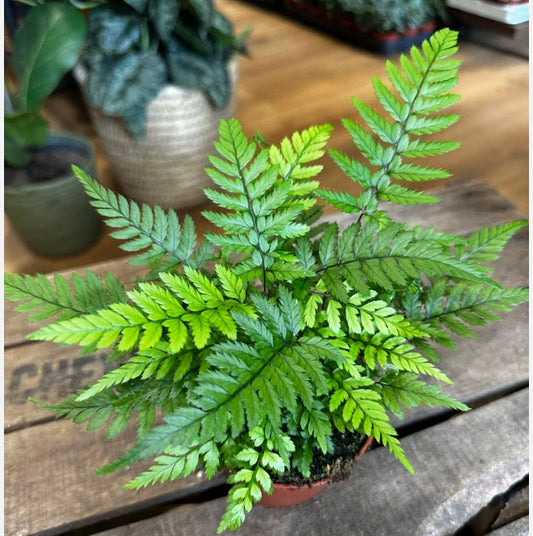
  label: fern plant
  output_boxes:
[5,29,528,533]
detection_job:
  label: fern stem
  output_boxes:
[228,132,270,294]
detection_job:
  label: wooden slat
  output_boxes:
[491,484,529,532]
[4,342,111,432]
[97,388,529,535]
[4,178,526,346]
[4,419,226,536]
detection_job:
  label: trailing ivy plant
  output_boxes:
[5,29,528,532]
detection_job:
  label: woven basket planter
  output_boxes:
[75,58,238,210]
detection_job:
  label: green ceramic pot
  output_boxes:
[4,133,102,257]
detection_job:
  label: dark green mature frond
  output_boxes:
[74,166,206,275]
[456,221,527,268]
[319,220,497,297]
[377,370,469,419]
[422,282,529,339]
[5,270,128,323]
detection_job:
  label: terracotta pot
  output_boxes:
[260,435,374,508]
[74,58,238,210]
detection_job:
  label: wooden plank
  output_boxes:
[97,388,529,536]
[490,516,529,535]
[5,178,526,345]
[4,419,226,536]
[491,484,529,531]
[4,342,112,432]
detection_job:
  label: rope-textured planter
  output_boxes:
[75,58,238,209]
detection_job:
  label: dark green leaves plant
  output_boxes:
[5,29,528,533]
[80,0,249,136]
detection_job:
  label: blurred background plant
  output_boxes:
[4,1,87,166]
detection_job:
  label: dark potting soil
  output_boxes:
[4,148,86,187]
[272,430,368,486]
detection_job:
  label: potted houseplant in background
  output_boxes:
[280,0,447,53]
[5,29,528,532]
[72,0,249,210]
[4,1,102,257]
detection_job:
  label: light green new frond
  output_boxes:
[74,166,201,273]
[363,335,451,383]
[270,123,333,181]
[215,265,247,302]
[218,443,281,533]
[345,293,426,339]
[125,444,204,489]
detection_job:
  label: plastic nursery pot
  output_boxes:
[260,436,374,508]
[4,132,102,257]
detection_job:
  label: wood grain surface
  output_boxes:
[4,179,528,536]
[4,0,528,275]
[97,389,529,536]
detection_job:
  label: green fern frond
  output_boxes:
[423,282,529,338]
[362,335,451,383]
[75,344,178,401]
[377,370,469,418]
[74,166,204,274]
[456,221,528,265]
[330,383,413,473]
[378,183,439,205]
[319,220,497,297]
[29,392,134,439]
[319,28,462,214]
